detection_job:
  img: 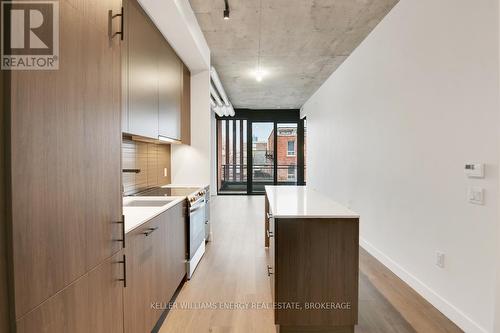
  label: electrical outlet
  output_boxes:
[436,252,445,269]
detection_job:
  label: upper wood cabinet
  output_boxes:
[181,64,191,145]
[126,0,159,139]
[9,0,123,319]
[158,41,182,141]
[123,0,190,143]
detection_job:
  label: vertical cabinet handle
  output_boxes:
[116,215,125,248]
[109,7,124,40]
[119,255,127,288]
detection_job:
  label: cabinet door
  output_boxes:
[127,0,159,139]
[158,41,182,140]
[165,202,187,298]
[83,0,124,270]
[124,216,163,333]
[16,251,125,333]
[180,64,191,144]
[10,0,122,319]
[121,0,129,132]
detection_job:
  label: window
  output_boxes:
[287,166,295,180]
[287,140,295,156]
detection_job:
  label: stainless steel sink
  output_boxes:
[124,200,172,207]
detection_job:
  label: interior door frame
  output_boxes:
[216,109,305,195]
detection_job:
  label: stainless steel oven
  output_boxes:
[189,196,206,260]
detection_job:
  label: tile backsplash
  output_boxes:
[122,138,171,195]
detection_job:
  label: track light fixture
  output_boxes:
[223,0,230,20]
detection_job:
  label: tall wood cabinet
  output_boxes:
[5,0,124,331]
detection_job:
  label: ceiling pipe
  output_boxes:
[210,96,224,117]
[210,66,235,117]
[210,67,230,106]
[210,81,224,106]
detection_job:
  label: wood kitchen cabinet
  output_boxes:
[124,201,186,333]
[181,63,191,145]
[123,0,190,143]
[159,40,182,141]
[16,250,125,333]
[8,0,123,321]
[126,0,160,139]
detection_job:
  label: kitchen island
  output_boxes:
[264,186,360,333]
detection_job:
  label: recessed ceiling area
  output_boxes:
[189,0,399,109]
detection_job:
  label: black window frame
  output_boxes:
[216,109,306,195]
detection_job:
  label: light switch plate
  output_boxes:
[468,187,484,205]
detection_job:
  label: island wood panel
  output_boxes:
[181,64,191,145]
[274,218,359,331]
[9,0,122,319]
[122,139,171,195]
[16,250,125,333]
[264,194,269,248]
[268,214,275,302]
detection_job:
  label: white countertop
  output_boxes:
[123,196,185,233]
[162,184,209,189]
[265,186,359,219]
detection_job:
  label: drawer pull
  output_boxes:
[109,7,124,41]
[143,227,158,237]
[266,230,274,238]
[267,265,273,276]
[115,215,125,248]
[118,255,127,288]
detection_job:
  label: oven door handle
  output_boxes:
[190,203,205,213]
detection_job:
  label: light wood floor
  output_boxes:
[159,196,463,333]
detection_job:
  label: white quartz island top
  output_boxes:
[123,196,185,233]
[265,186,359,219]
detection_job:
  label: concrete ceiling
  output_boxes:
[189,0,399,109]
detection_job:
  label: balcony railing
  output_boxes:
[220,164,297,187]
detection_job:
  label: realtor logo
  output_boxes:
[1,1,59,70]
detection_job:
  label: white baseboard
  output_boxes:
[360,238,489,333]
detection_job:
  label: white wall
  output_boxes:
[302,0,499,332]
[171,70,212,185]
